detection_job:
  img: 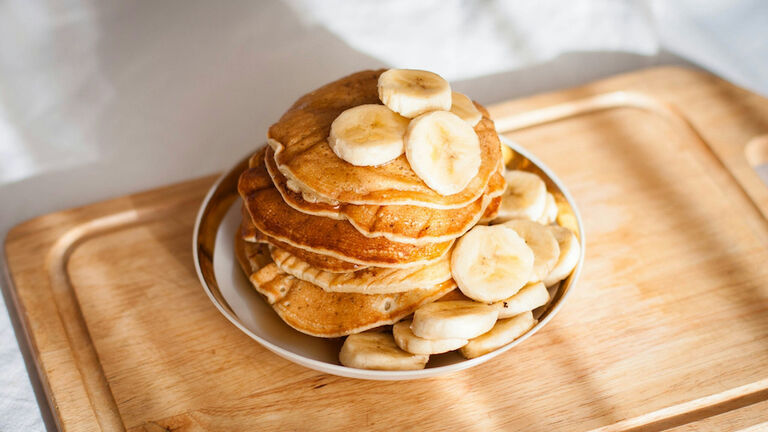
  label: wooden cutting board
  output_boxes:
[5,67,768,432]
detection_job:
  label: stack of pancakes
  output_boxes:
[235,70,504,338]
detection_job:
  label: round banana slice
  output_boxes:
[543,225,581,286]
[460,311,536,359]
[537,193,558,225]
[393,320,468,355]
[491,282,550,319]
[328,104,409,166]
[411,300,498,340]
[378,69,452,118]
[451,225,534,303]
[405,111,482,195]
[495,170,547,222]
[503,219,560,283]
[339,332,429,370]
[450,92,482,126]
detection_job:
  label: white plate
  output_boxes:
[193,137,584,380]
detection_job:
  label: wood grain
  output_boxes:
[5,67,768,431]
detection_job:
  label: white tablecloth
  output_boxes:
[1,1,766,430]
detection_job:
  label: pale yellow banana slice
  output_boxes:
[378,69,452,118]
[501,144,514,166]
[537,192,558,225]
[460,311,536,359]
[503,219,560,283]
[339,332,429,370]
[393,320,468,355]
[451,225,534,302]
[450,92,482,126]
[405,111,482,195]
[411,300,498,340]
[328,104,409,166]
[491,282,550,319]
[543,225,581,286]
[495,170,547,222]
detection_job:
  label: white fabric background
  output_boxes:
[0,1,766,430]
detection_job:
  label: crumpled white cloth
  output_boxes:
[0,1,766,430]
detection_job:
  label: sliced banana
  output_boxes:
[495,170,547,222]
[491,282,550,319]
[328,104,409,166]
[503,219,560,283]
[450,92,482,126]
[405,111,482,195]
[393,320,468,355]
[501,144,514,166]
[339,332,429,370]
[378,69,452,118]
[543,225,581,286]
[411,300,498,340]
[451,225,534,303]
[460,311,536,359]
[537,192,558,225]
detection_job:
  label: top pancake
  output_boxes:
[265,146,506,244]
[267,69,502,209]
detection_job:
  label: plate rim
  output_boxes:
[192,136,585,380]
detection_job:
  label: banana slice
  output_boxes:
[491,282,550,319]
[460,311,536,359]
[450,92,482,126]
[393,320,468,355]
[405,111,482,195]
[495,170,547,222]
[451,225,534,302]
[543,225,581,286]
[501,144,514,166]
[328,104,410,167]
[537,193,558,225]
[503,219,560,283]
[378,69,452,118]
[339,332,429,370]
[411,300,498,340]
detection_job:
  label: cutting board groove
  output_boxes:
[5,67,768,431]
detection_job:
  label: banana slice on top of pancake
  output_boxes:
[378,69,452,118]
[405,111,482,196]
[450,92,483,127]
[328,104,409,166]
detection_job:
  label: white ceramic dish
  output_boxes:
[193,136,584,380]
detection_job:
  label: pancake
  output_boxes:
[267,69,502,209]
[235,236,456,338]
[270,246,452,294]
[480,195,503,223]
[265,146,506,244]
[240,208,365,273]
[238,151,454,268]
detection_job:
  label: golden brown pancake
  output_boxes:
[480,195,503,222]
[267,69,502,209]
[238,151,453,268]
[240,208,365,273]
[270,246,452,294]
[235,236,456,338]
[265,146,506,244]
